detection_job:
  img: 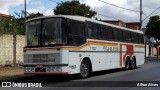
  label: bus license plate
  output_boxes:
[37,65,43,67]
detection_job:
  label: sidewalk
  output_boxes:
[146,56,160,61]
[0,66,24,80]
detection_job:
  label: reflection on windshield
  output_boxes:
[26,20,41,46]
[26,18,66,47]
[43,18,63,45]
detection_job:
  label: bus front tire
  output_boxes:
[79,60,90,79]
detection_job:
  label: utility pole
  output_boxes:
[24,0,27,20]
[140,0,147,61]
[140,0,142,30]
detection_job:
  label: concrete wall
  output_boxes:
[146,45,149,57]
[0,34,25,66]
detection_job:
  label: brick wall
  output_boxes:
[0,35,25,66]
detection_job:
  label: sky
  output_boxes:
[0,0,160,27]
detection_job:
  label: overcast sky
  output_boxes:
[0,0,160,27]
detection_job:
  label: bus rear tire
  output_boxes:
[79,60,90,79]
[124,57,130,71]
[130,57,136,70]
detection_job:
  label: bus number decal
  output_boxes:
[103,46,119,52]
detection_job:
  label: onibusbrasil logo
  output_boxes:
[2,82,42,88]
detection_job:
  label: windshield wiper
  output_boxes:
[29,29,38,46]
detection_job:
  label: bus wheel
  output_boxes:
[79,60,90,79]
[130,57,136,69]
[124,57,130,71]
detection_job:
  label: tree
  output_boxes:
[0,11,44,66]
[146,15,160,39]
[145,15,160,58]
[54,0,97,18]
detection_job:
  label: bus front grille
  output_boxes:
[35,68,46,72]
[24,53,60,63]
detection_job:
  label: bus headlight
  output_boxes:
[31,67,35,72]
[46,67,52,72]
[55,67,61,72]
[24,67,35,72]
[46,67,61,72]
[24,67,28,72]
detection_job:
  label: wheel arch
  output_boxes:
[82,57,92,72]
[123,55,131,65]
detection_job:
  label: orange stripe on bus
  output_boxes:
[24,40,119,52]
[120,44,122,66]
[135,45,145,48]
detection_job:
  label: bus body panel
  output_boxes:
[66,39,145,74]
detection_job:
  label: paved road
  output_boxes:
[1,59,160,90]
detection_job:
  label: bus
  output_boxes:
[23,15,145,78]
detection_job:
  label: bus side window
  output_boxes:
[87,22,101,39]
[68,20,85,36]
[68,19,86,46]
[101,26,113,40]
[138,34,144,44]
[131,32,139,43]
[123,30,132,42]
[113,28,122,41]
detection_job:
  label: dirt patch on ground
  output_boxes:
[0,66,24,80]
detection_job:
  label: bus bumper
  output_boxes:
[24,72,69,75]
[23,64,69,75]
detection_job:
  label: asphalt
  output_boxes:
[1,58,160,90]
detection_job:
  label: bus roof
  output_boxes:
[26,15,143,34]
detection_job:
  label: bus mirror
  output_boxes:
[149,37,156,45]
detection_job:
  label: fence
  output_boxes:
[0,34,25,66]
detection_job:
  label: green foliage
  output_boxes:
[27,12,44,19]
[146,15,160,39]
[0,17,24,35]
[54,0,97,18]
[0,11,44,35]
[0,18,13,35]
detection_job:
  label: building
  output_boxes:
[101,20,126,27]
[0,13,11,20]
[126,22,140,30]
[101,20,140,30]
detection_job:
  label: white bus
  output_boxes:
[23,15,145,78]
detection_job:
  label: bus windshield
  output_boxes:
[26,18,67,47]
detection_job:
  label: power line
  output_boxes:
[143,12,147,17]
[97,13,118,20]
[48,0,118,20]
[142,6,160,22]
[48,0,119,20]
[98,0,140,13]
